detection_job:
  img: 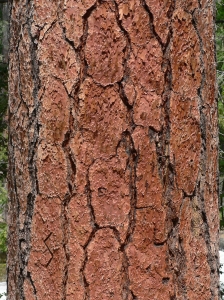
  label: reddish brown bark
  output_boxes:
[7,0,219,299]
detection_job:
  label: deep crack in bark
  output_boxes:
[192,8,219,299]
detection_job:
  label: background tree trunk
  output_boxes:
[1,2,9,63]
[7,0,219,299]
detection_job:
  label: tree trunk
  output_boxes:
[2,2,9,63]
[7,0,219,299]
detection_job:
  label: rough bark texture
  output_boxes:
[1,2,9,63]
[7,0,219,299]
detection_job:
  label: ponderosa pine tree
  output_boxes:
[7,0,219,299]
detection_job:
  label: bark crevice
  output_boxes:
[192,8,218,299]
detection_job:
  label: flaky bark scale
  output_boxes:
[8,0,219,299]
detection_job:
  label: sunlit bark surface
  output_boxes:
[7,0,219,299]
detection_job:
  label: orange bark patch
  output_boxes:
[90,156,130,242]
[39,24,80,94]
[85,2,126,86]
[71,78,128,163]
[62,0,96,48]
[132,127,163,208]
[170,93,201,195]
[127,208,173,299]
[85,229,123,300]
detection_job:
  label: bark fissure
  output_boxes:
[121,134,138,300]
[61,194,70,300]
[76,3,97,87]
[27,272,37,299]
[85,161,99,230]
[43,233,53,267]
[11,1,41,298]
[143,2,192,298]
[60,90,77,300]
[82,164,98,300]
[141,0,165,48]
[111,5,140,298]
[192,9,219,299]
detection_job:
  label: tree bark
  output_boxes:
[1,2,9,63]
[7,0,219,299]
